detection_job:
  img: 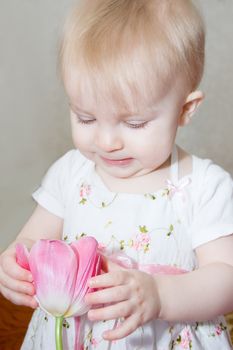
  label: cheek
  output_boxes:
[71,126,93,150]
[131,123,177,164]
[153,117,178,143]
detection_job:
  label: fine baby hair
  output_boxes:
[60,0,205,109]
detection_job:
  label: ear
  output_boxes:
[179,91,204,126]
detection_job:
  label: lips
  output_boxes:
[100,156,133,166]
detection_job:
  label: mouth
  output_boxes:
[100,156,133,166]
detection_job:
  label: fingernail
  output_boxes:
[90,276,99,286]
[28,274,33,282]
[88,279,95,287]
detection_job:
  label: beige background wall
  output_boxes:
[0,0,233,251]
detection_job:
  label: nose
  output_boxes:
[94,126,123,153]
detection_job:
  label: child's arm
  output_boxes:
[156,234,233,321]
[0,205,63,308]
[86,234,233,340]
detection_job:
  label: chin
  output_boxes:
[103,166,141,179]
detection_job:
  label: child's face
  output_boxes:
[66,74,189,180]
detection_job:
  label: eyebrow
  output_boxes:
[69,103,95,116]
[68,103,138,118]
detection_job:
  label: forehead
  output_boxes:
[64,67,187,116]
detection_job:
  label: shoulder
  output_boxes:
[47,149,89,178]
[40,149,91,191]
[190,153,233,226]
[192,154,233,194]
[52,149,87,170]
[186,153,233,249]
[33,150,91,215]
[177,146,232,188]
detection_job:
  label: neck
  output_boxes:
[96,157,171,194]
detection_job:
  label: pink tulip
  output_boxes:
[16,237,100,350]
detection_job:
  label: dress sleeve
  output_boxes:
[191,160,233,249]
[32,150,86,218]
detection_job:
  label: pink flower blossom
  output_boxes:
[16,237,100,350]
[16,237,100,317]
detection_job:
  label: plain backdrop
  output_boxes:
[0,0,233,250]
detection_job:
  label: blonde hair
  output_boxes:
[60,0,205,110]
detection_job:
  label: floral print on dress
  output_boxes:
[81,325,110,349]
[167,224,174,237]
[78,176,188,210]
[171,327,192,349]
[94,221,176,256]
[144,193,157,200]
[81,328,95,350]
[180,328,192,349]
[96,225,152,254]
[129,225,151,253]
[79,182,91,205]
[79,180,118,208]
[209,322,227,337]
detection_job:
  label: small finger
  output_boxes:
[1,285,38,309]
[89,271,128,288]
[1,255,33,282]
[88,300,132,322]
[103,314,138,341]
[0,272,35,295]
[86,285,128,305]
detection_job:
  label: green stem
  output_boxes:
[55,316,64,350]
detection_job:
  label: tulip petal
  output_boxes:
[15,243,30,271]
[29,240,78,317]
[66,237,100,317]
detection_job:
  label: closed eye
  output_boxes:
[125,121,149,129]
[75,114,96,125]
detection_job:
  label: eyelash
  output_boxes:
[76,116,148,129]
[126,121,148,129]
[76,117,95,125]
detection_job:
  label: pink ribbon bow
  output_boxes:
[166,177,191,201]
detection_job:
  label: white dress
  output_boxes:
[21,146,233,350]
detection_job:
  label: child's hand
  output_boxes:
[85,259,160,340]
[0,246,37,309]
